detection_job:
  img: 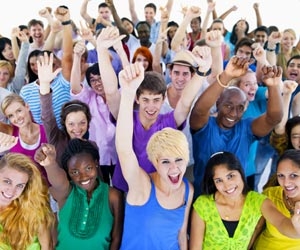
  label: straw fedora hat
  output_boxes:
[166,50,198,71]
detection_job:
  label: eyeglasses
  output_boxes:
[90,77,102,85]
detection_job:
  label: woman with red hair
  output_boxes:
[132,46,153,71]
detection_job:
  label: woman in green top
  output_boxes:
[189,151,300,250]
[0,152,54,249]
[35,139,124,249]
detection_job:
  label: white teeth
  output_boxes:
[2,192,13,199]
[226,188,235,194]
[286,186,295,191]
[81,180,90,185]
[226,118,234,122]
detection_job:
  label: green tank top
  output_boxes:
[56,180,113,249]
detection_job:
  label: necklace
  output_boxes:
[285,196,295,215]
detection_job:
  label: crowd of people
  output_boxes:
[0,0,299,249]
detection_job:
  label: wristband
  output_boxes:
[266,47,275,52]
[61,20,71,26]
[196,68,211,77]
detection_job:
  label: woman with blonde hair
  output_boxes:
[0,152,54,249]
[277,28,300,79]
[0,93,49,184]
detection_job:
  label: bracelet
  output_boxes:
[61,20,71,26]
[216,73,229,88]
[196,68,211,77]
[266,47,275,52]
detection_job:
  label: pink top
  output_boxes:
[10,124,50,185]
[71,84,117,165]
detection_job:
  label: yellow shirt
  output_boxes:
[254,186,300,250]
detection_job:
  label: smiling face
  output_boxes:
[277,159,300,200]
[65,111,88,139]
[286,58,300,83]
[4,101,31,128]
[155,156,187,189]
[136,91,164,125]
[291,125,300,150]
[213,164,244,198]
[29,24,44,45]
[238,71,258,101]
[169,64,193,92]
[89,74,105,97]
[1,43,14,61]
[216,89,247,129]
[135,54,150,71]
[0,66,11,88]
[0,166,28,208]
[67,152,98,195]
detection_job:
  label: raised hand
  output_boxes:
[205,30,223,48]
[252,43,267,64]
[0,132,18,153]
[192,46,212,73]
[118,62,144,94]
[73,40,86,57]
[282,80,298,95]
[54,6,70,22]
[225,56,254,79]
[37,52,62,94]
[96,26,126,49]
[34,143,56,167]
[261,65,282,87]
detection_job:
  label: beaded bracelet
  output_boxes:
[196,68,212,77]
[216,73,229,88]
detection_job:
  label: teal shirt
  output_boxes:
[56,181,113,249]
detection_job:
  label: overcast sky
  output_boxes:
[0,0,298,39]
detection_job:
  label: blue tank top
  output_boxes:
[120,178,189,250]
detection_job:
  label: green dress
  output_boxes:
[56,180,113,249]
[193,191,266,249]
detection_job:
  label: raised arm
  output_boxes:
[205,30,223,84]
[174,46,212,127]
[190,56,252,131]
[217,5,238,20]
[80,0,94,26]
[10,30,29,94]
[55,6,73,81]
[200,1,215,40]
[251,65,283,137]
[106,0,128,36]
[96,27,125,119]
[274,80,298,135]
[128,0,139,25]
[171,6,201,52]
[34,143,70,208]
[70,40,86,95]
[115,62,150,200]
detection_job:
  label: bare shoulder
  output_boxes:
[108,186,124,204]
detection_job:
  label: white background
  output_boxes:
[0,0,299,39]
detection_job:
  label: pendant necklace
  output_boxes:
[285,196,295,215]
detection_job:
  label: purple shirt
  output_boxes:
[112,110,184,192]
